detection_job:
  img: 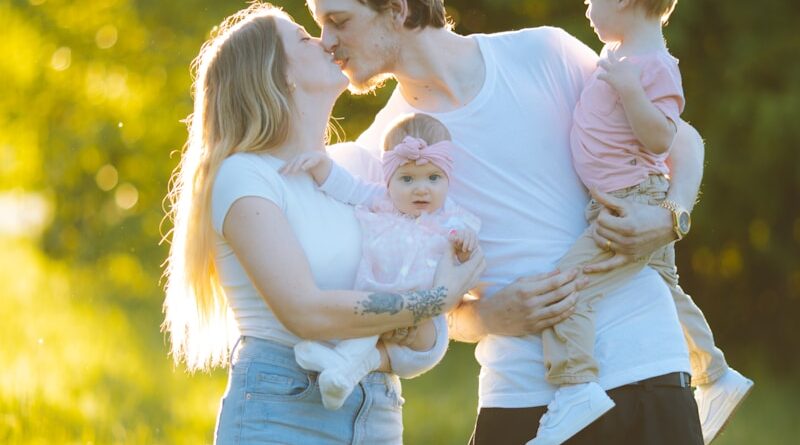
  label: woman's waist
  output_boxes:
[235,336,395,385]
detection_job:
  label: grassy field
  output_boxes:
[1,238,796,444]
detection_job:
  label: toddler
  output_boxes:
[281,113,480,410]
[530,1,753,444]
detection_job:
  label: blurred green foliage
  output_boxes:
[2,0,798,443]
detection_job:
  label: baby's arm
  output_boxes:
[598,53,676,155]
[382,316,449,379]
[281,152,385,206]
[450,228,479,264]
[279,151,333,185]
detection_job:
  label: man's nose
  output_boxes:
[320,26,337,53]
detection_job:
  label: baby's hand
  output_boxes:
[449,228,478,263]
[597,51,643,97]
[278,151,332,185]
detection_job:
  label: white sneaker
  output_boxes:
[526,382,615,445]
[695,368,754,444]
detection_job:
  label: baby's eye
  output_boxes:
[429,174,441,181]
[400,176,413,183]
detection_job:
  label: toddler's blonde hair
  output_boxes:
[382,113,451,152]
[635,0,678,23]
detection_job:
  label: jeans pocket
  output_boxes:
[245,361,315,401]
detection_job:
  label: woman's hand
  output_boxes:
[433,246,486,313]
[584,190,675,273]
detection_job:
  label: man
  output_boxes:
[308,0,742,443]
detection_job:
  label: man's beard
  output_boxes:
[343,68,394,95]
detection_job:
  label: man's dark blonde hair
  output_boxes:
[383,113,451,152]
[635,0,678,23]
[359,0,447,29]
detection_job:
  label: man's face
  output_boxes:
[309,0,401,94]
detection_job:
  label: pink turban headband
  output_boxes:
[381,136,455,184]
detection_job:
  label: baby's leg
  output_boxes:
[294,337,382,410]
[649,244,728,385]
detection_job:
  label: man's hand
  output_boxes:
[584,190,675,273]
[472,269,583,337]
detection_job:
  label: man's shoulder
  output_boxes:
[477,26,572,50]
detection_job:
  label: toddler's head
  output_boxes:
[381,113,454,217]
[585,0,677,43]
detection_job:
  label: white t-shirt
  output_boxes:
[342,27,690,408]
[211,152,362,346]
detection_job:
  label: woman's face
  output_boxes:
[276,18,348,95]
[387,162,449,217]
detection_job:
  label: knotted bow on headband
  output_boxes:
[381,136,455,184]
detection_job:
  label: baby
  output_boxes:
[530,1,753,444]
[281,113,480,410]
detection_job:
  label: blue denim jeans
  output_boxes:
[214,336,404,444]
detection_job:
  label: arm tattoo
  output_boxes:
[355,286,448,325]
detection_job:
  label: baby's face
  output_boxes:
[387,162,449,217]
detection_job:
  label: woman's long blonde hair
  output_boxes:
[162,2,293,372]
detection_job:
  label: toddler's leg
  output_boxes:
[649,244,728,384]
[544,228,648,385]
[649,244,753,443]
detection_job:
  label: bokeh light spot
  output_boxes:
[50,47,71,71]
[96,25,118,49]
[114,183,138,210]
[95,164,119,191]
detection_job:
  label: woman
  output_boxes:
[161,3,484,443]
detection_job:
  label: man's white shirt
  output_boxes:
[332,27,689,408]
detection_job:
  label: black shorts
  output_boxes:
[469,372,703,445]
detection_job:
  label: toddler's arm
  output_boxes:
[598,53,677,155]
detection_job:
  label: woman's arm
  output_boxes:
[223,196,485,341]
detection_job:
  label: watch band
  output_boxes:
[659,199,689,240]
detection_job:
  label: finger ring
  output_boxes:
[395,327,409,337]
[605,240,611,250]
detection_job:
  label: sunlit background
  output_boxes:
[3,0,799,443]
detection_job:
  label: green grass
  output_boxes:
[1,238,796,444]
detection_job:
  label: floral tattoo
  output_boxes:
[356,286,448,325]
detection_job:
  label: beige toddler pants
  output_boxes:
[542,175,728,386]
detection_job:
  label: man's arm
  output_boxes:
[448,270,582,342]
[584,121,704,272]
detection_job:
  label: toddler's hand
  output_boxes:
[597,51,643,96]
[449,228,478,263]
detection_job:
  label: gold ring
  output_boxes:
[605,240,611,251]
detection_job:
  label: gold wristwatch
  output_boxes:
[659,199,691,241]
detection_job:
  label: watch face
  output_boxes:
[678,212,691,233]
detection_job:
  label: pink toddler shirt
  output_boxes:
[570,47,685,193]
